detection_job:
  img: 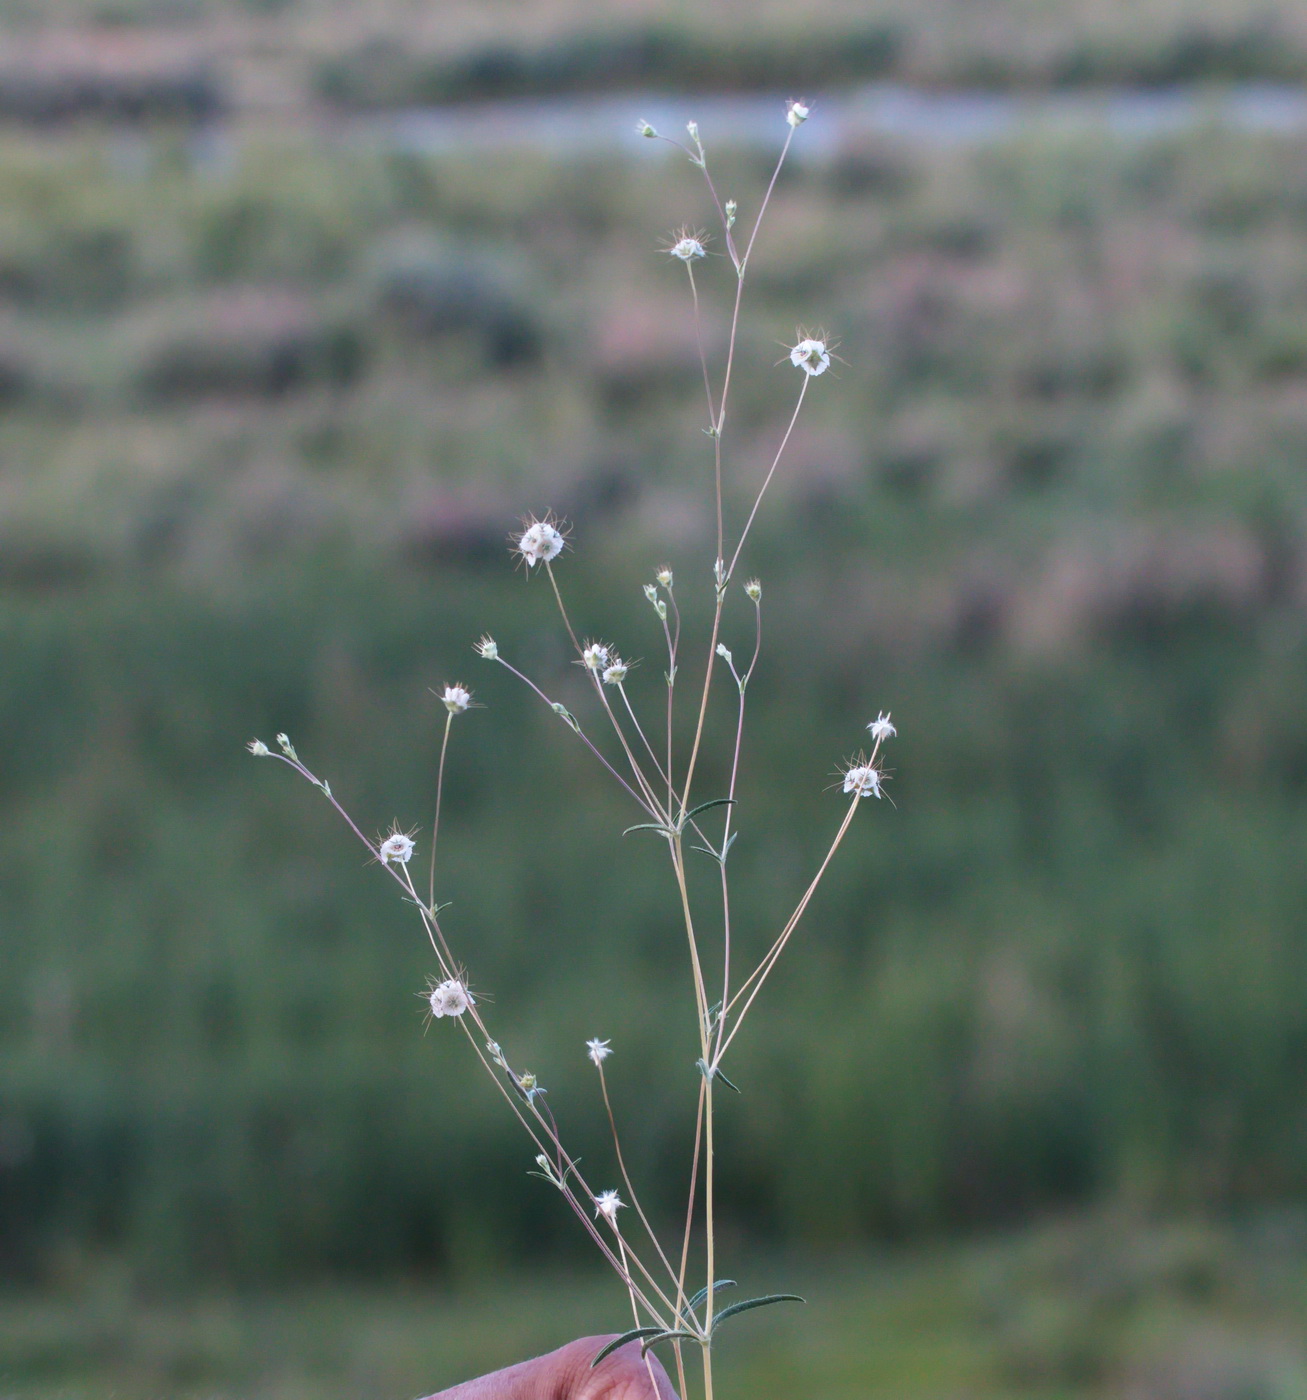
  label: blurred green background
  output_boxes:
[4,0,1307,1395]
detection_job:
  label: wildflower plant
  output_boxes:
[250,105,893,1400]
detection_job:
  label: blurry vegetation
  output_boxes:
[2,112,1307,1293]
[4,1216,1307,1398]
[312,13,1307,110]
[3,2,1307,120]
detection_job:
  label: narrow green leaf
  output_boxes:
[682,1279,736,1318]
[622,823,675,838]
[681,798,737,823]
[642,1329,700,1356]
[709,1294,805,1333]
[689,842,725,863]
[591,1329,667,1368]
[694,1057,740,1092]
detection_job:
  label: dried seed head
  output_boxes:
[744,578,762,602]
[636,119,656,138]
[594,1189,625,1224]
[867,711,897,743]
[587,1037,613,1066]
[602,658,629,685]
[515,517,566,568]
[275,733,297,759]
[428,978,472,1018]
[655,566,674,588]
[786,99,810,128]
[581,641,610,672]
[842,761,883,800]
[247,738,270,757]
[474,635,499,661]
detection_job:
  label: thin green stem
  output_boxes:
[492,656,658,817]
[617,1233,668,1398]
[717,797,862,1061]
[711,602,760,1063]
[599,1065,685,1305]
[428,710,452,909]
[544,560,582,656]
[594,675,669,822]
[686,261,717,427]
[617,681,672,792]
[727,375,808,581]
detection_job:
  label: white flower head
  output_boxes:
[744,578,762,602]
[602,658,629,685]
[514,516,567,568]
[786,99,810,128]
[246,738,270,756]
[587,1037,613,1066]
[636,118,656,138]
[594,1189,625,1225]
[378,827,416,864]
[581,641,610,672]
[428,978,472,1018]
[442,683,473,714]
[667,227,707,262]
[474,635,499,661]
[867,711,896,743]
[275,732,297,759]
[655,566,673,589]
[790,335,831,376]
[841,759,883,800]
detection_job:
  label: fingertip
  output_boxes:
[560,1334,679,1400]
